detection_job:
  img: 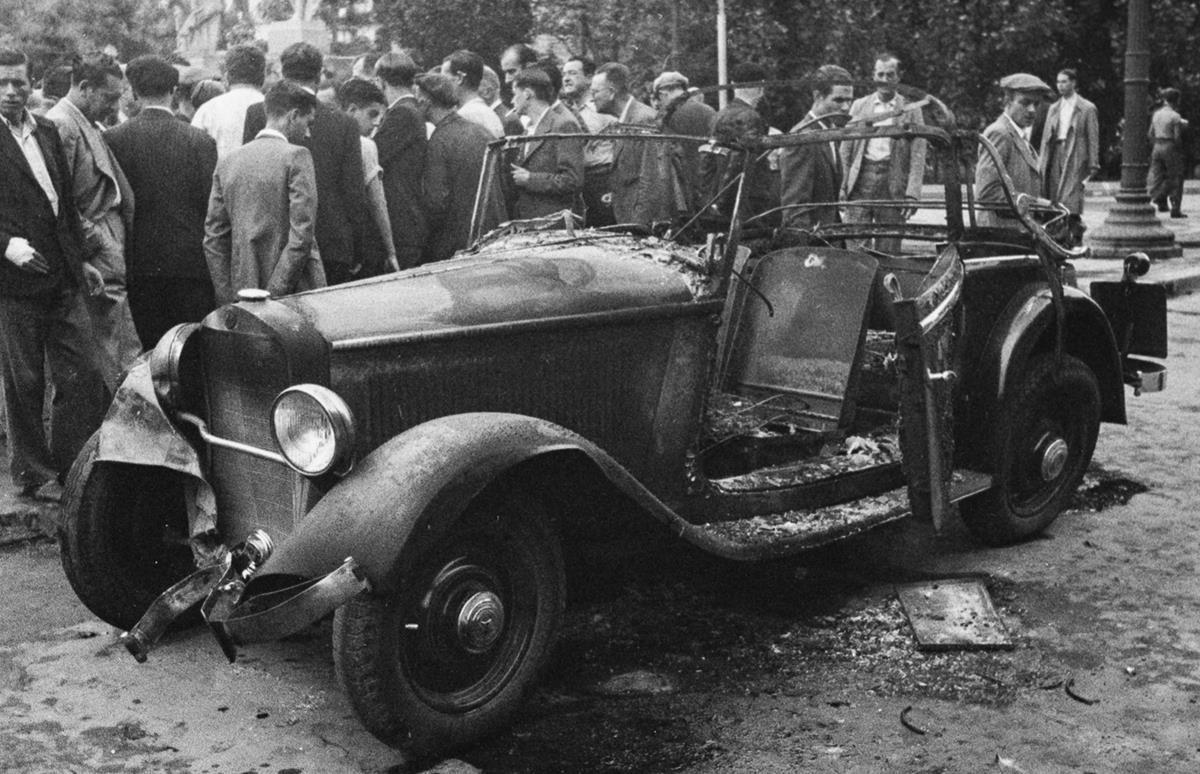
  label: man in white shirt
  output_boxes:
[840,53,926,253]
[0,48,107,501]
[1038,68,1100,239]
[441,49,504,139]
[191,44,266,159]
[560,56,617,225]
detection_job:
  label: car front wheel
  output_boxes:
[59,433,198,631]
[332,487,565,756]
[960,353,1101,546]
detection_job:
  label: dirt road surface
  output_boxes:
[2,290,1199,774]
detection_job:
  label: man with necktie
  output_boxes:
[975,73,1051,228]
[780,64,854,239]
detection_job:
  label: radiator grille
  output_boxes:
[204,330,300,539]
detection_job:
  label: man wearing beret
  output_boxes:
[975,72,1049,227]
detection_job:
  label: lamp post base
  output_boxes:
[1086,189,1181,260]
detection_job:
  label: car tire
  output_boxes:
[332,488,566,756]
[59,433,199,631]
[960,353,1101,546]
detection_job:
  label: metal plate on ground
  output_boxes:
[895,579,1013,651]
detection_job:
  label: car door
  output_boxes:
[891,244,965,532]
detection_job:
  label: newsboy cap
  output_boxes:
[653,71,689,92]
[999,73,1051,93]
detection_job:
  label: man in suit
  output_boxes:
[561,56,617,226]
[204,81,325,305]
[0,48,107,500]
[840,53,926,253]
[592,63,662,225]
[780,64,855,237]
[1039,68,1101,239]
[106,55,218,348]
[243,43,367,285]
[47,52,141,390]
[374,52,428,270]
[414,73,502,263]
[509,67,585,219]
[700,63,778,221]
[975,73,1050,228]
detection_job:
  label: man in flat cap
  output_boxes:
[975,72,1049,227]
[654,70,716,211]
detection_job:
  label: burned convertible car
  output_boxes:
[59,92,1167,755]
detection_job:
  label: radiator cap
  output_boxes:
[236,288,272,302]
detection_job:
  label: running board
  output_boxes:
[676,469,991,561]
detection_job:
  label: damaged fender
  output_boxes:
[94,356,218,537]
[246,412,701,597]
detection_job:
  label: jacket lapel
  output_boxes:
[1009,120,1038,170]
[0,121,39,187]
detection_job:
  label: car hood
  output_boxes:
[283,233,713,346]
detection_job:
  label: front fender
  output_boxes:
[973,284,1125,427]
[250,412,690,595]
[92,357,217,536]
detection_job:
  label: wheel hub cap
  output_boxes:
[1038,435,1069,482]
[456,590,506,654]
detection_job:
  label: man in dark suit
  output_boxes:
[701,63,777,221]
[242,43,367,285]
[0,48,107,500]
[654,71,716,216]
[414,73,502,263]
[374,52,428,270]
[206,82,325,304]
[781,64,855,238]
[106,55,218,348]
[509,67,585,219]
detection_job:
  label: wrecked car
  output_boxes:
[58,89,1167,757]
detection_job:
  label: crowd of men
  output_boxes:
[0,40,728,503]
[0,36,1165,505]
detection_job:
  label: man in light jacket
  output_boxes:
[204,81,325,304]
[1039,68,1100,240]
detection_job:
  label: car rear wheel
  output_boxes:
[332,488,565,756]
[59,433,198,631]
[960,354,1100,546]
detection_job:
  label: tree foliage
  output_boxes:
[374,0,533,67]
[3,0,1200,175]
[0,0,173,77]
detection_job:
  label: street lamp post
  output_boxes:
[717,0,728,109]
[1086,0,1180,259]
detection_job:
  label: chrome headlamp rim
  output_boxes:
[270,384,356,477]
[149,322,201,411]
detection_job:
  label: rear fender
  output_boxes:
[248,413,684,596]
[972,284,1125,428]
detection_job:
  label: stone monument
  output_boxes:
[262,0,331,54]
[176,0,225,61]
